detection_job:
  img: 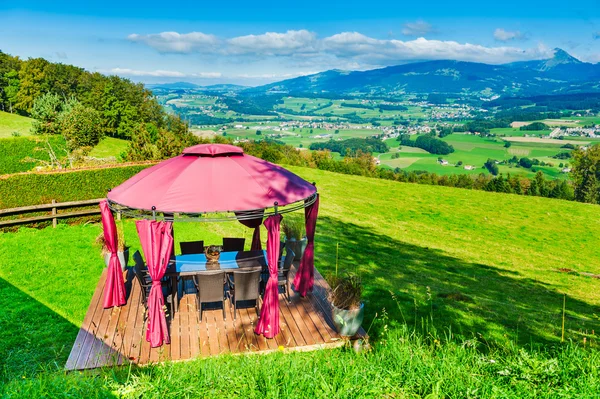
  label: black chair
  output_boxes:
[133,254,153,308]
[180,240,205,255]
[222,237,245,252]
[227,268,262,320]
[133,251,172,313]
[193,271,227,321]
[278,248,295,303]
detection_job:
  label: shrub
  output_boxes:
[59,102,104,150]
[0,164,152,209]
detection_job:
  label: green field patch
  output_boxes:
[88,137,129,159]
[0,111,33,138]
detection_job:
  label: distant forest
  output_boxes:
[0,50,183,139]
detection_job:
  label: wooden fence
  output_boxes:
[0,198,105,228]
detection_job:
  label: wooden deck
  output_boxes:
[65,264,366,370]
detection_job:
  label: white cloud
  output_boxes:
[323,34,551,64]
[127,31,219,53]
[226,30,317,56]
[402,20,434,36]
[106,68,221,78]
[494,28,525,42]
[127,29,552,68]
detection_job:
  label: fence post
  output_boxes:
[52,199,57,228]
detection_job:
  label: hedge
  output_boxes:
[0,164,152,209]
[0,136,68,175]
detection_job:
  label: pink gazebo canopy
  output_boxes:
[104,143,319,342]
[107,144,316,214]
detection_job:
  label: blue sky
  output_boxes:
[1,0,600,86]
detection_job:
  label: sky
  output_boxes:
[1,0,600,86]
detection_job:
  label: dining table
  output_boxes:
[165,249,267,313]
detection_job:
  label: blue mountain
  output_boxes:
[246,49,600,98]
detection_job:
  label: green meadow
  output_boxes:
[0,111,33,138]
[379,133,571,178]
[1,166,599,397]
[88,137,130,159]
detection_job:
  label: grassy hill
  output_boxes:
[88,137,129,159]
[0,111,33,138]
[1,167,599,396]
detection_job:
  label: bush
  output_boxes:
[0,164,152,209]
[59,102,104,150]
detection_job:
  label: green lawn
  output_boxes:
[0,111,33,138]
[89,137,130,159]
[1,167,600,396]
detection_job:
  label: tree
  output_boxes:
[571,144,600,204]
[125,123,159,161]
[484,159,499,176]
[15,58,50,114]
[31,92,64,135]
[504,141,512,148]
[256,130,262,135]
[59,101,104,149]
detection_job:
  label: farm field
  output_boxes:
[0,111,33,138]
[379,133,571,178]
[1,166,600,396]
[490,127,550,137]
[224,126,378,148]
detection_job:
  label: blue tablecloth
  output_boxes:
[172,250,267,273]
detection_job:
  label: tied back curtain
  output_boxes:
[100,200,126,308]
[293,195,320,297]
[136,219,174,348]
[254,214,282,338]
[235,211,264,251]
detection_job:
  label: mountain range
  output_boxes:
[244,49,600,98]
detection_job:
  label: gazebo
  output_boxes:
[100,144,320,347]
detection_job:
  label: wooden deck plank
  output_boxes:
[127,288,145,364]
[178,295,191,360]
[74,273,114,370]
[65,269,107,370]
[279,299,304,347]
[66,266,365,371]
[187,298,200,359]
[117,277,142,366]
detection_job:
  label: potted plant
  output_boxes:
[281,217,307,261]
[96,222,129,272]
[328,273,364,337]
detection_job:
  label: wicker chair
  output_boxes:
[222,237,245,252]
[193,271,227,321]
[180,240,205,255]
[227,268,262,320]
[278,248,295,303]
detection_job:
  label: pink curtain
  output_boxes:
[236,211,263,251]
[293,195,320,297]
[100,200,126,308]
[254,214,282,338]
[136,219,173,348]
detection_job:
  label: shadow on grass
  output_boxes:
[315,216,600,347]
[0,277,118,397]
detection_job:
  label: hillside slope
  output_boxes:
[1,166,599,346]
[0,111,32,138]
